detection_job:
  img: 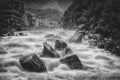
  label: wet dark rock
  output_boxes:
[69,31,85,43]
[19,33,24,36]
[0,47,7,54]
[18,32,27,36]
[64,47,73,55]
[19,54,47,72]
[54,40,67,50]
[60,54,82,69]
[42,42,60,58]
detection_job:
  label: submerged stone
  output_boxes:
[19,54,47,72]
[42,42,60,58]
[60,54,82,69]
[64,47,73,55]
[69,31,85,43]
[54,40,67,50]
[60,47,73,57]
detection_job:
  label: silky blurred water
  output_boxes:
[0,28,120,80]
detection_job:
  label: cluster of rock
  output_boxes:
[54,40,73,55]
[19,40,82,72]
[63,0,120,56]
[42,42,60,58]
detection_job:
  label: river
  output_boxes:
[0,28,120,80]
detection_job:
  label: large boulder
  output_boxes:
[0,47,7,54]
[19,54,47,72]
[54,40,68,50]
[60,54,82,69]
[69,30,86,43]
[42,42,60,58]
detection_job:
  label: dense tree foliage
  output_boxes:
[26,8,62,22]
[63,0,120,56]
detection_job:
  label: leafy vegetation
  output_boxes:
[63,0,120,56]
[26,8,62,22]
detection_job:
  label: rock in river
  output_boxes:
[42,42,60,58]
[69,30,86,43]
[19,54,47,72]
[64,47,73,55]
[60,54,82,69]
[54,40,68,50]
[61,47,73,57]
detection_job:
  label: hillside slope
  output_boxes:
[63,0,120,56]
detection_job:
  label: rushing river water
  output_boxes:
[0,28,120,80]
